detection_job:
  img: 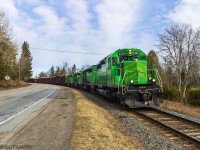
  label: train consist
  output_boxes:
[34,48,163,108]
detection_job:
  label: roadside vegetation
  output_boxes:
[161,100,200,119]
[149,24,200,115]
[0,80,27,90]
[0,10,32,88]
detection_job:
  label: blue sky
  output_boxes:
[0,0,199,76]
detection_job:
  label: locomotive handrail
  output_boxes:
[116,68,122,94]
[92,76,96,84]
[121,70,138,95]
[156,69,163,92]
[147,69,163,92]
[121,70,127,95]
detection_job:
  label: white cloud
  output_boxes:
[33,5,67,37]
[95,0,142,50]
[168,0,200,28]
[0,0,19,19]
[65,0,91,30]
[16,0,42,5]
[0,0,145,76]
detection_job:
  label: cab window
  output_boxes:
[141,56,146,60]
[130,55,139,61]
[107,59,110,69]
[112,57,117,65]
[120,56,128,62]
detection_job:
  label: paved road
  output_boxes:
[0,83,60,132]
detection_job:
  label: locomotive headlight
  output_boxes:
[152,78,156,82]
[130,80,134,84]
[128,50,132,55]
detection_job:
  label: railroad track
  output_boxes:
[133,108,200,149]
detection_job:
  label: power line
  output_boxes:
[31,47,109,55]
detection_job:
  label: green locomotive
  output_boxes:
[67,48,163,108]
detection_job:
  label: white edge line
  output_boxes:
[0,89,57,126]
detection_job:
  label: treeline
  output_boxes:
[0,10,32,81]
[148,24,200,105]
[38,63,90,78]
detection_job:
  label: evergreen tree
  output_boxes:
[55,66,61,76]
[63,62,68,75]
[39,71,48,78]
[60,66,66,76]
[49,66,55,77]
[147,50,167,85]
[20,41,32,80]
[72,64,76,74]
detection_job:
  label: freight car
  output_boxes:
[34,48,163,108]
[34,75,66,85]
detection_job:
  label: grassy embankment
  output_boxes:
[162,86,200,119]
[161,100,200,119]
[0,80,28,90]
[70,89,145,150]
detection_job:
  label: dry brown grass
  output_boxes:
[70,89,145,150]
[0,80,28,89]
[161,100,200,119]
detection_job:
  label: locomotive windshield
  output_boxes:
[119,50,146,62]
[118,50,142,62]
[120,55,139,62]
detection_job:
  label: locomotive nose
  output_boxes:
[123,61,147,85]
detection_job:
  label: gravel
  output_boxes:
[79,90,187,150]
[110,109,186,150]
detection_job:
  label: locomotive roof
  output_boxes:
[97,48,145,65]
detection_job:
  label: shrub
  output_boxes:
[186,89,200,106]
[163,86,179,101]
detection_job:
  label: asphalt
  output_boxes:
[0,83,60,132]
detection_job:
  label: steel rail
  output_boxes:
[134,108,200,148]
[150,107,200,127]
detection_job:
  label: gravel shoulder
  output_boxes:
[0,87,75,150]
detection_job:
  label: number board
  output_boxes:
[118,51,128,56]
[132,52,139,55]
[119,51,139,56]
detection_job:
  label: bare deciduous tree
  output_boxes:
[0,9,18,80]
[157,24,200,102]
